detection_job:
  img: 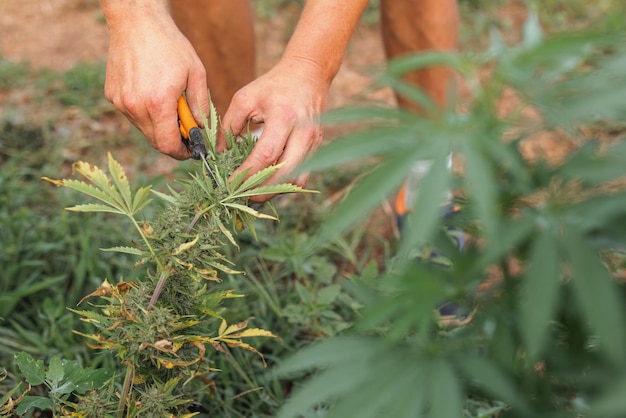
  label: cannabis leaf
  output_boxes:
[42,152,152,217]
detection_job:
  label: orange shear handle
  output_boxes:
[177,95,198,140]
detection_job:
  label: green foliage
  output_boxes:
[273,19,626,418]
[32,101,310,417]
[0,120,132,363]
[254,0,304,19]
[0,56,29,90]
[53,61,110,115]
[175,177,372,415]
[11,352,111,416]
[525,0,626,30]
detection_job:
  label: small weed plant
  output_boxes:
[4,101,309,417]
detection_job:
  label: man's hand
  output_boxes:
[218,0,369,203]
[219,57,328,203]
[100,0,209,159]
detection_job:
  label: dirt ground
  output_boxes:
[0,0,394,108]
[0,0,407,176]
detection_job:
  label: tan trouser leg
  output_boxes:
[169,0,256,117]
[380,0,459,112]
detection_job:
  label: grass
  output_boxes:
[0,121,138,364]
[54,60,110,115]
[0,55,29,89]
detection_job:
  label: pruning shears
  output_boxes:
[177,95,218,184]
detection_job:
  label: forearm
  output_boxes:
[282,0,369,85]
[99,0,170,29]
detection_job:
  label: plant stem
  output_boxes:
[148,206,212,309]
[118,363,135,418]
[147,269,170,310]
[128,216,166,273]
[127,215,172,310]
[186,205,215,234]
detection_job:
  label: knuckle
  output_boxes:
[301,124,320,141]
[256,144,281,165]
[120,94,140,115]
[144,92,166,114]
[230,89,248,106]
[280,106,298,124]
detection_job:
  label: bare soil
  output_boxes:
[0,0,394,107]
[0,0,400,176]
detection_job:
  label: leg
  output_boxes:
[380,0,459,112]
[384,0,469,324]
[169,0,256,117]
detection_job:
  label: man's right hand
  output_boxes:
[100,0,209,159]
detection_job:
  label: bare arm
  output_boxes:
[282,0,370,85]
[221,0,369,201]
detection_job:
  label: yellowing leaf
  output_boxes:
[221,202,278,221]
[195,268,220,281]
[73,160,124,208]
[216,216,239,250]
[219,319,252,337]
[142,220,156,237]
[218,319,227,336]
[158,359,177,370]
[172,235,200,255]
[79,317,101,324]
[108,152,132,208]
[155,356,200,369]
[41,177,64,187]
[174,258,194,270]
[43,155,153,218]
[229,328,279,340]
[73,330,118,350]
[235,214,245,231]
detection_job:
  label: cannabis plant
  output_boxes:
[272,16,626,418]
[31,101,309,417]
